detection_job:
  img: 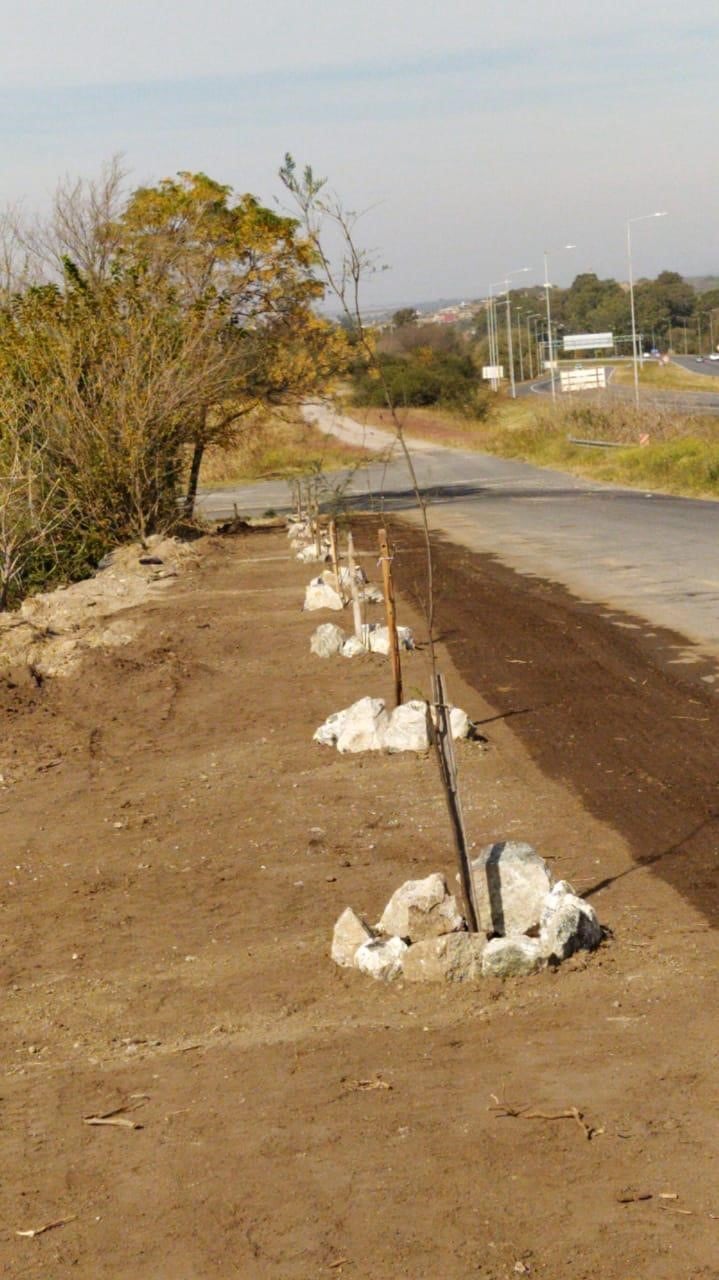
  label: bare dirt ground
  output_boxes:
[1,525,718,1279]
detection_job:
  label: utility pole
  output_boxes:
[516,307,524,381]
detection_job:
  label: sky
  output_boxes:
[1,0,717,306]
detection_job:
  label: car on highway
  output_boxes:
[695,356,705,362]
[709,353,719,362]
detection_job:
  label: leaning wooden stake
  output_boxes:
[429,671,479,932]
[378,526,403,707]
[346,531,364,642]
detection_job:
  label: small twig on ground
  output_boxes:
[16,1214,76,1238]
[342,1076,392,1093]
[83,1097,148,1130]
[488,1094,601,1140]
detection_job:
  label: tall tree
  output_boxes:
[117,172,346,514]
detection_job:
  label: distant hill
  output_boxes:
[685,275,719,293]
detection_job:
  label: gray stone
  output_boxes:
[378,872,464,941]
[402,933,485,983]
[468,841,553,937]
[354,936,407,981]
[331,907,374,967]
[310,622,346,657]
[539,881,602,961]
[481,936,544,978]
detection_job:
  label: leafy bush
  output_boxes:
[352,349,490,416]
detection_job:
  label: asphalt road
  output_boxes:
[520,360,719,412]
[672,354,719,377]
[198,403,719,661]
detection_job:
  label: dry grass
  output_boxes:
[198,411,369,486]
[359,395,719,500]
[612,360,719,393]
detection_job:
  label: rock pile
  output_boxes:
[331,848,602,982]
[314,696,475,754]
[0,536,194,680]
[287,518,331,563]
[310,621,415,659]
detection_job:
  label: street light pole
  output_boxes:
[515,308,524,382]
[543,244,575,403]
[488,281,508,391]
[505,298,516,398]
[526,312,536,379]
[503,267,532,398]
[627,211,667,406]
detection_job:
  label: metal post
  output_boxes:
[544,250,556,402]
[526,313,534,379]
[627,220,640,406]
[516,308,524,382]
[506,297,516,398]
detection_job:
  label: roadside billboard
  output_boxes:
[482,365,504,379]
[560,367,607,392]
[563,332,614,351]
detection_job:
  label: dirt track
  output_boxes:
[1,526,718,1279]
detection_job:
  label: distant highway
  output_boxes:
[671,354,719,378]
[518,359,719,413]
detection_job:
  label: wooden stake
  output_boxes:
[346,531,364,641]
[329,518,342,600]
[378,527,403,707]
[429,671,479,932]
[313,485,322,558]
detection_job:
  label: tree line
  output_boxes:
[0,160,346,608]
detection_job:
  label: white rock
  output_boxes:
[297,543,330,563]
[449,706,472,740]
[313,707,350,747]
[402,933,485,982]
[314,696,388,753]
[481,936,544,978]
[304,577,344,612]
[354,936,407,982]
[340,635,367,658]
[310,623,346,657]
[336,696,389,753]
[287,519,310,540]
[468,841,553,937]
[331,907,374,967]
[378,873,465,942]
[540,882,601,960]
[337,564,368,587]
[368,625,415,655]
[383,700,430,753]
